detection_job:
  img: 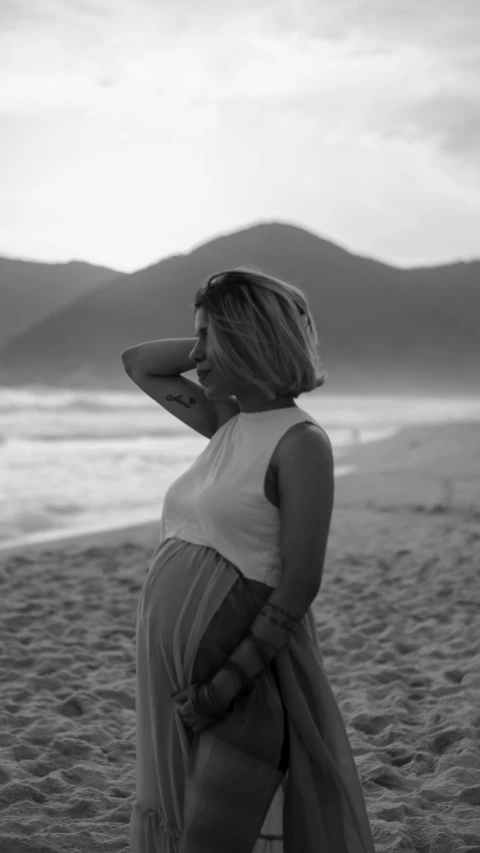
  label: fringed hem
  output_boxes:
[129,802,181,853]
[129,802,284,853]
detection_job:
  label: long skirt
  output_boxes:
[129,536,376,853]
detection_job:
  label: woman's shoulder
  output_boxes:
[272,416,332,475]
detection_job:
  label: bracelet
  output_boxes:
[206,682,229,714]
[191,682,226,718]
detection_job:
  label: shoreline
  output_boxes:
[0,422,394,557]
[1,418,478,562]
[0,515,162,559]
[0,461,355,557]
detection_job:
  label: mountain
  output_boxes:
[0,256,125,349]
[0,221,478,394]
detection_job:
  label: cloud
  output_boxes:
[403,93,480,179]
[0,0,479,177]
[312,0,480,176]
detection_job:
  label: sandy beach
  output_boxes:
[1,419,480,853]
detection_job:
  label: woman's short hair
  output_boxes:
[190,265,327,401]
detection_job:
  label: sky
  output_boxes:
[1,0,479,274]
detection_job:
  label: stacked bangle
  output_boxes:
[205,682,229,714]
[191,637,274,718]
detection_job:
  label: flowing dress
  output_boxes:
[129,407,376,853]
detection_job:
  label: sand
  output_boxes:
[1,420,480,853]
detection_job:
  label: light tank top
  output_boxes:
[157,406,330,588]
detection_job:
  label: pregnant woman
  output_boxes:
[122,266,375,853]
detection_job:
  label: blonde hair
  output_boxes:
[190,265,327,401]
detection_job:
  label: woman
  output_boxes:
[125,266,376,853]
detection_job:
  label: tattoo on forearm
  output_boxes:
[166,394,197,409]
[259,601,302,632]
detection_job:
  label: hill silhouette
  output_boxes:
[0,256,125,349]
[0,221,478,394]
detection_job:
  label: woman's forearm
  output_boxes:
[121,338,197,376]
[212,576,317,697]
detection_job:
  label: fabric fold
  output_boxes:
[130,537,376,852]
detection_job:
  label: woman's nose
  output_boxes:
[190,342,204,363]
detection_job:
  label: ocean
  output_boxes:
[1,388,479,551]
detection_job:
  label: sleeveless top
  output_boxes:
[157,406,329,588]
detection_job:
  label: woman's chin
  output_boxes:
[205,384,230,400]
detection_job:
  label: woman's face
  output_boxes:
[190,307,295,412]
[190,307,237,399]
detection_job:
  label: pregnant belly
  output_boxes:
[137,537,269,681]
